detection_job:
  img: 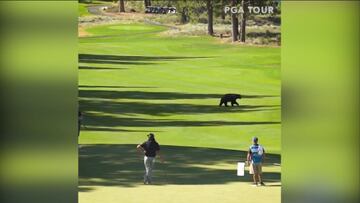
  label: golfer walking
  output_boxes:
[247,137,266,186]
[137,133,163,184]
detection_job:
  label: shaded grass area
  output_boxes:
[80,89,280,127]
[79,144,281,189]
[78,54,210,65]
[79,88,278,101]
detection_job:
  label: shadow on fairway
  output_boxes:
[79,101,280,129]
[82,127,162,133]
[79,54,211,61]
[78,88,280,130]
[80,100,279,117]
[242,95,279,99]
[79,59,156,65]
[79,54,211,65]
[79,66,129,70]
[79,89,222,100]
[79,85,158,89]
[79,89,279,101]
[82,114,280,129]
[79,89,280,129]
[79,144,281,188]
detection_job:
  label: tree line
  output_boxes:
[81,0,279,43]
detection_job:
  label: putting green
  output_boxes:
[79,23,281,202]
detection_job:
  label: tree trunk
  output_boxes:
[206,0,214,36]
[181,7,188,24]
[119,0,125,13]
[231,0,238,42]
[144,0,151,7]
[221,0,225,21]
[239,0,246,42]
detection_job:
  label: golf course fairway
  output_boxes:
[79,23,281,203]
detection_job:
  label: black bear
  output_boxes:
[219,94,242,107]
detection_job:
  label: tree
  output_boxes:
[119,0,125,13]
[239,0,246,42]
[238,0,277,42]
[171,0,190,24]
[206,0,214,35]
[220,0,226,21]
[180,7,189,23]
[231,0,239,42]
[144,0,151,7]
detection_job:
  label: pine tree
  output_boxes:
[119,0,125,13]
[206,0,214,35]
[231,0,239,42]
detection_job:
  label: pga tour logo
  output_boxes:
[224,6,274,15]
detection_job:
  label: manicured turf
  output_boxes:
[79,23,281,202]
[85,24,167,36]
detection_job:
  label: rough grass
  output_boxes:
[99,5,280,45]
[160,23,280,45]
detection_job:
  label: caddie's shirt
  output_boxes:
[249,144,265,164]
[141,141,160,157]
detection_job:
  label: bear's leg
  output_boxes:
[233,101,239,106]
[219,101,223,106]
[225,102,229,107]
[231,101,235,106]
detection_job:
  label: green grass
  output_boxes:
[79,23,281,202]
[79,3,91,17]
[79,144,281,202]
[79,1,110,17]
[85,24,167,36]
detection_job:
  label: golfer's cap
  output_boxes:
[252,137,258,142]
